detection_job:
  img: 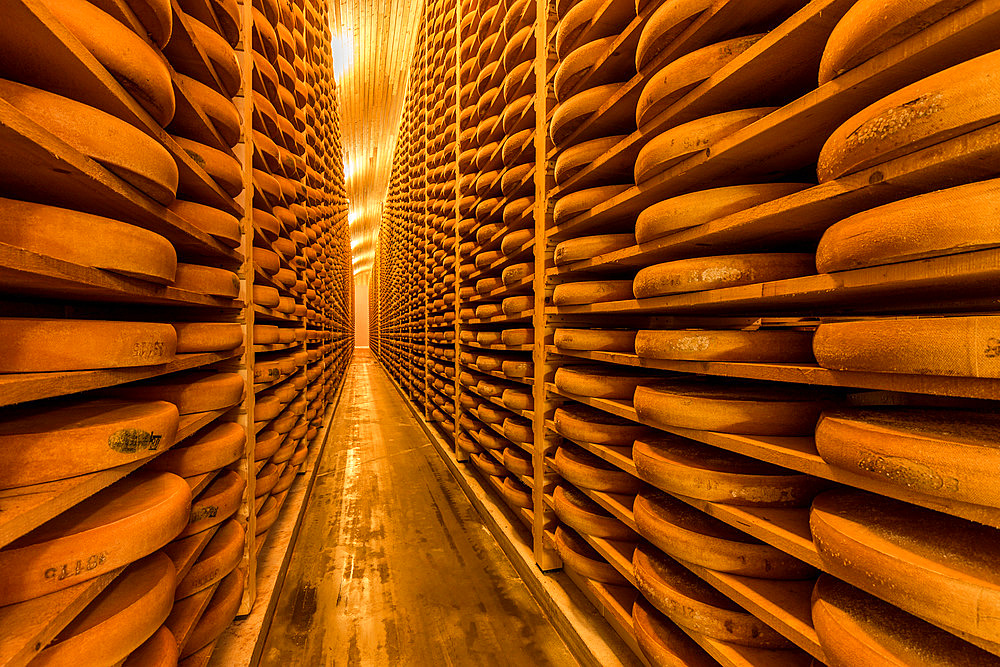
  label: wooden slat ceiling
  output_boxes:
[329,0,425,278]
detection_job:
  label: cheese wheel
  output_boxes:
[636,183,811,244]
[253,285,281,308]
[554,37,632,104]
[0,79,178,204]
[634,379,830,436]
[553,526,629,585]
[818,50,1000,182]
[289,444,308,466]
[39,0,175,126]
[634,108,775,185]
[814,316,1000,377]
[502,477,533,509]
[816,179,1000,272]
[635,328,815,362]
[478,403,510,424]
[0,198,177,282]
[555,403,653,446]
[181,469,244,537]
[503,417,533,444]
[115,371,245,414]
[122,626,178,667]
[271,463,298,495]
[633,253,815,298]
[634,543,791,648]
[0,471,191,605]
[172,322,243,353]
[633,436,824,506]
[554,365,664,399]
[32,552,176,667]
[635,0,713,69]
[553,135,627,187]
[811,489,1000,650]
[815,408,1000,506]
[254,395,282,422]
[503,447,533,477]
[173,263,240,298]
[253,324,280,345]
[501,359,532,378]
[181,567,244,658]
[148,422,247,477]
[501,228,533,255]
[255,246,281,274]
[637,36,764,128]
[476,277,503,294]
[458,433,483,455]
[175,518,243,599]
[554,234,635,266]
[169,200,241,247]
[184,16,241,97]
[477,331,503,346]
[550,83,628,147]
[554,328,637,352]
[552,280,633,305]
[472,453,507,478]
[553,185,630,225]
[553,484,636,540]
[502,262,533,285]
[171,73,239,147]
[0,399,179,489]
[635,490,815,577]
[555,444,642,494]
[632,597,720,667]
[502,296,533,314]
[501,328,534,346]
[0,318,175,372]
[476,304,503,319]
[818,0,978,84]
[501,388,533,412]
[173,136,243,198]
[812,574,1000,667]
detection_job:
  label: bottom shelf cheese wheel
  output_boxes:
[553,525,630,586]
[552,280,633,306]
[32,552,176,667]
[554,444,642,494]
[813,316,1000,378]
[553,484,636,541]
[554,365,665,399]
[181,567,245,658]
[175,519,243,599]
[122,626,179,667]
[117,372,245,414]
[633,379,831,436]
[633,436,825,507]
[180,469,244,538]
[502,477,532,509]
[815,407,1000,507]
[0,318,176,372]
[172,322,243,353]
[149,421,245,477]
[634,490,815,578]
[635,328,815,363]
[632,597,721,667]
[0,398,179,489]
[0,471,191,605]
[554,403,653,446]
[811,489,1000,652]
[634,544,792,648]
[554,328,637,352]
[633,253,815,298]
[812,574,1000,667]
[553,234,636,266]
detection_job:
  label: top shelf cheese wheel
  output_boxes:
[0,471,190,605]
[634,253,815,298]
[817,49,1000,182]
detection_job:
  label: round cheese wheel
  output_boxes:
[32,552,176,667]
[175,518,243,599]
[148,420,244,478]
[0,399,179,489]
[502,477,533,509]
[635,489,815,578]
[0,471,190,605]
[254,430,282,461]
[254,495,279,536]
[818,0,977,84]
[173,263,240,298]
[501,328,533,346]
[502,296,533,314]
[184,16,241,97]
[476,304,503,319]
[271,463,298,495]
[254,395,282,422]
[816,178,1000,272]
[501,388,533,412]
[555,443,642,494]
[554,365,663,399]
[458,433,483,455]
[0,79,178,204]
[811,489,1000,650]
[478,403,510,425]
[39,0,175,126]
[550,83,628,147]
[634,379,830,436]
[632,597,720,667]
[634,543,791,648]
[553,185,631,225]
[814,316,1000,378]
[252,285,281,308]
[289,444,308,466]
[554,403,653,446]
[472,452,508,478]
[633,253,815,298]
[172,73,239,147]
[172,322,243,353]
[636,183,811,243]
[503,417,533,444]
[633,436,825,507]
[554,234,635,266]
[501,228,533,255]
[502,262,533,285]
[476,277,503,294]
[173,136,243,198]
[503,447,533,477]
[553,135,625,185]
[122,626,178,667]
[117,371,244,414]
[816,408,1000,507]
[812,574,1000,667]
[502,359,533,378]
[552,280,633,305]
[181,469,244,537]
[553,484,636,540]
[635,0,713,70]
[0,197,177,282]
[0,318,175,372]
[553,525,629,585]
[818,50,1000,182]
[478,330,502,346]
[635,328,815,362]
[635,108,775,185]
[554,328,637,352]
[254,246,281,274]
[554,37,631,105]
[168,200,240,248]
[181,567,245,658]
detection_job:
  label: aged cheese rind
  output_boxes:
[114,371,245,414]
[635,328,815,362]
[553,525,629,585]
[554,365,663,399]
[172,322,243,353]
[553,484,636,540]
[633,253,815,298]
[554,328,637,352]
[555,444,642,494]
[553,280,634,305]
[633,597,720,667]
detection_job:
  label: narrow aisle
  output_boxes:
[261,350,578,666]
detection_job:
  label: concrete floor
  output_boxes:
[259,350,578,666]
